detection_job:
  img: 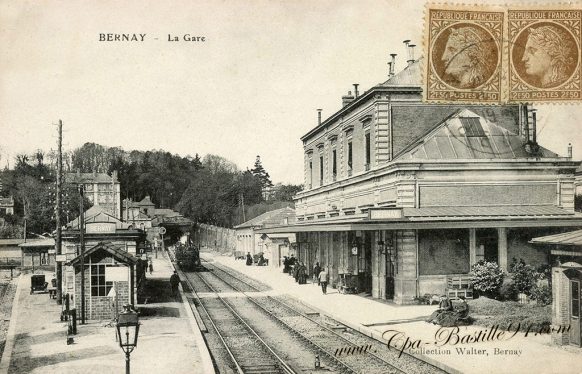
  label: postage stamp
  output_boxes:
[424,6,505,103]
[508,9,582,102]
[424,4,582,103]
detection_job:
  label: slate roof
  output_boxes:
[66,206,132,229]
[400,109,559,160]
[68,241,137,266]
[380,58,423,86]
[19,238,55,248]
[235,207,295,229]
[0,239,26,246]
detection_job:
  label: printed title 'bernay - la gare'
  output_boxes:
[98,33,205,42]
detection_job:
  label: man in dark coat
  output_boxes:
[170,271,180,298]
[313,262,321,285]
[246,252,253,266]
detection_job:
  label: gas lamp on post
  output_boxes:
[116,305,140,374]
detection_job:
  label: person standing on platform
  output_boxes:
[148,259,154,275]
[298,262,307,284]
[246,252,253,266]
[170,271,180,298]
[319,267,329,294]
[313,262,321,285]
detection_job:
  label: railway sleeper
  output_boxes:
[240,363,281,373]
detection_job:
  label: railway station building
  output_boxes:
[259,58,582,304]
[61,206,146,319]
[234,207,295,262]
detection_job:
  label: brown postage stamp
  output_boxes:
[424,4,582,103]
[508,9,582,102]
[424,6,505,103]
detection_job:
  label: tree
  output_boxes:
[273,183,303,201]
[250,155,273,189]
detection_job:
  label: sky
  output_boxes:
[1,0,581,185]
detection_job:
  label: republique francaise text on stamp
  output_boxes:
[424,4,582,103]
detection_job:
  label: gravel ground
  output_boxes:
[207,261,448,374]
[0,280,17,361]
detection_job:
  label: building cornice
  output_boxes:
[294,158,581,200]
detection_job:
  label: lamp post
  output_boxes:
[116,306,140,374]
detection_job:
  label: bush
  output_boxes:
[510,258,541,296]
[530,284,552,306]
[499,280,518,301]
[470,261,504,299]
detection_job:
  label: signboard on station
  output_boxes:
[106,266,128,282]
[368,208,403,220]
[86,222,117,234]
[55,254,67,262]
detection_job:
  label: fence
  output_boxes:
[193,224,236,253]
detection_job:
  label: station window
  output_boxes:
[90,264,113,297]
[319,155,324,185]
[365,132,371,170]
[309,161,313,188]
[347,141,353,175]
[332,149,337,180]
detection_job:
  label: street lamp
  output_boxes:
[116,306,140,374]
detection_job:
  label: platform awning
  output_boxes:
[530,229,582,247]
[258,206,582,234]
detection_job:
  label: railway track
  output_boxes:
[199,259,447,374]
[184,270,297,374]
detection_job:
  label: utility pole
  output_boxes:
[79,184,86,324]
[240,193,246,222]
[56,120,63,304]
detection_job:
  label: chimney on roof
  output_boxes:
[389,53,397,77]
[404,40,415,65]
[353,84,359,98]
[341,90,355,107]
[317,109,322,125]
[531,110,537,144]
[568,143,573,159]
[408,44,416,65]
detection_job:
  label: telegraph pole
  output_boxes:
[56,120,63,304]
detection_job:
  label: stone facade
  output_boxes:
[263,59,582,304]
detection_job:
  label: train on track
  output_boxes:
[174,242,203,271]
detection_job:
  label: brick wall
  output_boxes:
[552,267,570,345]
[74,266,132,321]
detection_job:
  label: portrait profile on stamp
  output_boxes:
[424,8,504,102]
[509,10,581,101]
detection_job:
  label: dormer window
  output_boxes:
[459,117,485,137]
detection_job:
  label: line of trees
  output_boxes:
[0,143,303,238]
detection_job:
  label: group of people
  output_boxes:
[426,295,470,326]
[245,252,268,266]
[282,257,330,294]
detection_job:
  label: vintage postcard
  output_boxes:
[1,1,582,374]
